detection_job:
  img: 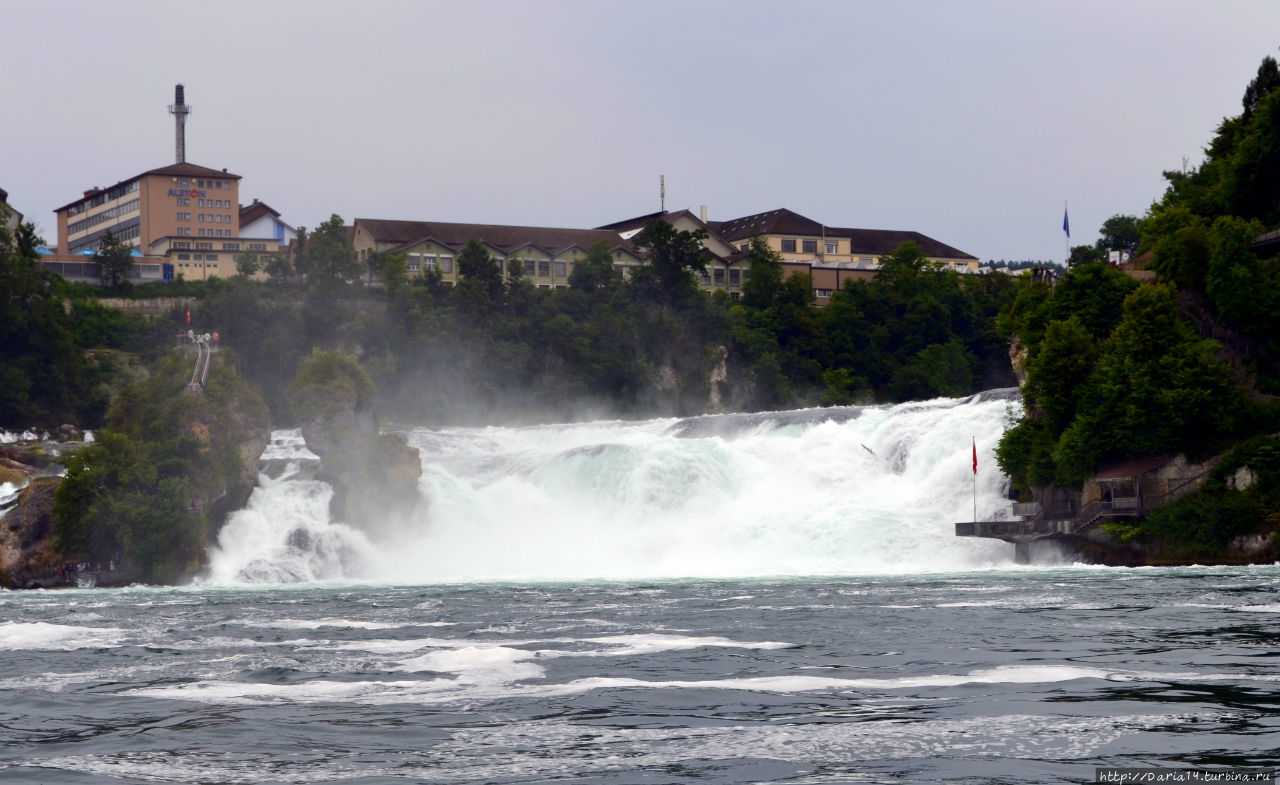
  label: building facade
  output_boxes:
[54,162,242,255]
[351,218,645,290]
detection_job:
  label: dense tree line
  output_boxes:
[174,221,1020,426]
[996,49,1280,558]
[0,209,169,429]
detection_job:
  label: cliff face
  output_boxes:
[1,476,61,588]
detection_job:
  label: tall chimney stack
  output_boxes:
[168,84,192,163]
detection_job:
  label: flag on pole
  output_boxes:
[972,437,978,475]
[1062,205,1070,239]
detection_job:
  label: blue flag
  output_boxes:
[1062,206,1070,239]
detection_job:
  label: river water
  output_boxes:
[2,394,1278,783]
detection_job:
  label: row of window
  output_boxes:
[175,178,232,191]
[779,238,840,255]
[175,213,233,224]
[68,199,140,234]
[700,268,742,286]
[67,222,141,254]
[405,253,454,274]
[176,254,220,261]
[67,181,139,217]
[198,198,231,208]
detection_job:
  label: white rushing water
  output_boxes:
[207,391,1020,584]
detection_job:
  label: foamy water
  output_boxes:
[208,393,1018,584]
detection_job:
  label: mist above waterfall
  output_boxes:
[207,391,1019,584]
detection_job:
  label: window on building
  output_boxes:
[802,239,818,254]
[701,271,711,285]
[177,213,190,221]
[538,260,550,277]
[195,242,212,250]
[439,256,454,273]
[177,253,190,260]
[739,243,749,252]
[249,243,267,252]
[177,228,192,237]
[613,264,627,276]
[713,268,726,285]
[781,238,796,253]
[815,288,833,298]
[728,268,741,285]
[177,197,190,207]
[205,254,218,261]
[825,240,838,254]
[523,259,536,276]
[223,243,240,251]
[554,261,567,278]
[407,253,420,272]
[174,241,190,249]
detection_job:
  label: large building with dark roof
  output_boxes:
[351,218,647,289]
[709,207,976,271]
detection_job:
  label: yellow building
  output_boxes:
[44,86,290,283]
[709,208,979,304]
[351,218,645,289]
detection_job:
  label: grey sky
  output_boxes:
[5,0,1279,263]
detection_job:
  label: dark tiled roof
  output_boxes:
[709,208,825,241]
[142,162,241,180]
[595,210,668,232]
[828,227,977,260]
[709,207,975,260]
[239,200,282,227]
[55,161,241,212]
[356,218,639,257]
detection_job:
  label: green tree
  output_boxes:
[1054,284,1239,482]
[95,228,135,288]
[568,240,618,293]
[296,215,360,289]
[234,250,263,277]
[1066,244,1101,268]
[1023,316,1097,432]
[262,250,293,282]
[630,219,712,303]
[1205,214,1274,334]
[1242,53,1280,119]
[456,238,503,301]
[1095,214,1141,257]
[741,236,785,309]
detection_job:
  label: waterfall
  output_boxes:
[206,391,1020,584]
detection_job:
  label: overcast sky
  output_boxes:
[4,0,1279,263]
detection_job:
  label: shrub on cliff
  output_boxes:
[288,351,374,426]
[51,349,269,583]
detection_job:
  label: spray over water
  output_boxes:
[207,391,1019,583]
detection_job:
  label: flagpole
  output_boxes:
[1063,201,1070,261]
[972,436,978,523]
